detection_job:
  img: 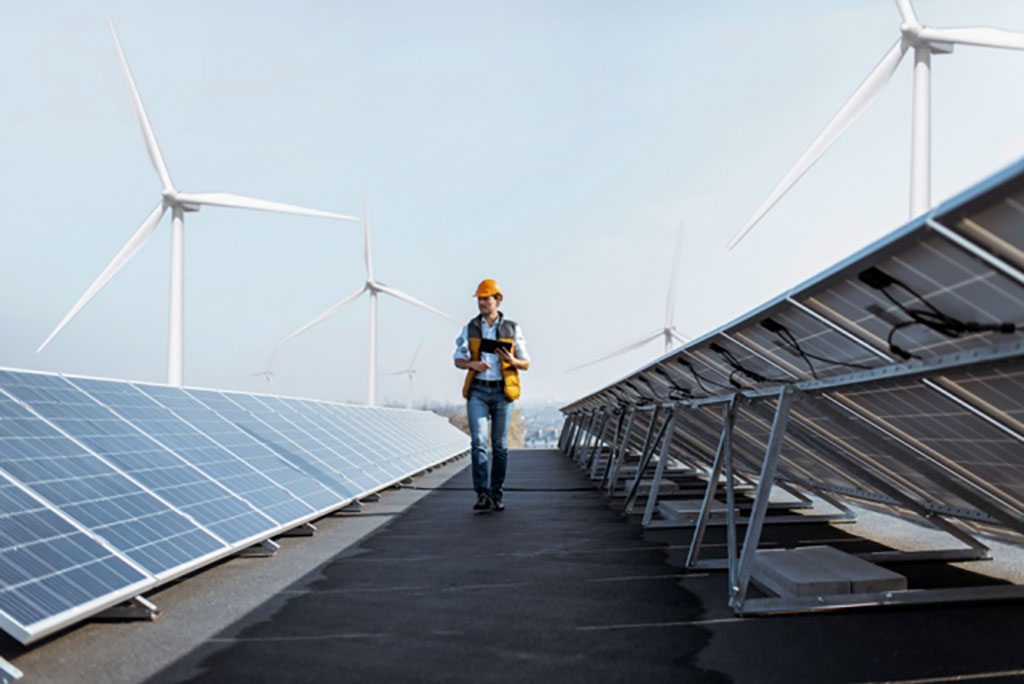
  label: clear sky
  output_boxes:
[2,1,1024,406]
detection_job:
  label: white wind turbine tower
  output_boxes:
[277,198,456,406]
[36,22,359,387]
[568,222,689,372]
[387,339,424,409]
[726,0,1024,250]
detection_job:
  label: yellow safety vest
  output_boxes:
[461,314,521,401]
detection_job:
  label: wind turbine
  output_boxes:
[567,222,689,372]
[277,197,456,406]
[387,339,424,408]
[251,369,279,395]
[36,22,359,386]
[726,0,1024,250]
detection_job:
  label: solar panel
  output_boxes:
[263,397,397,487]
[561,157,1024,614]
[6,373,277,547]
[0,471,151,644]
[0,368,468,645]
[221,393,382,492]
[66,377,312,533]
[132,383,343,514]
[182,389,360,501]
[0,372,227,572]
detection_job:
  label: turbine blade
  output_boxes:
[278,284,367,345]
[409,338,424,368]
[38,201,167,352]
[670,328,691,345]
[665,221,684,327]
[726,39,908,250]
[175,192,360,221]
[363,191,373,281]
[108,21,174,192]
[565,330,663,372]
[894,0,917,26]
[376,285,458,321]
[917,26,1024,51]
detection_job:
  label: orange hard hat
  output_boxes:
[473,278,503,298]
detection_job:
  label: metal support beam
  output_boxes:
[584,411,612,474]
[0,657,22,684]
[686,397,737,566]
[619,406,661,498]
[592,410,623,480]
[624,407,675,515]
[731,387,795,609]
[96,595,159,622]
[557,415,573,451]
[236,539,280,558]
[927,217,1024,288]
[361,492,381,503]
[601,407,635,493]
[738,583,1024,616]
[278,521,317,536]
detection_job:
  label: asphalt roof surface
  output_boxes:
[5,449,1024,683]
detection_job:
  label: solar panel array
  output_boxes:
[561,158,1024,609]
[0,369,469,644]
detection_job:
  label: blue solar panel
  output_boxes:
[0,472,150,643]
[363,407,427,472]
[265,397,398,487]
[66,377,313,529]
[377,409,459,468]
[184,389,360,500]
[0,368,469,645]
[0,387,223,576]
[0,372,271,546]
[134,384,342,513]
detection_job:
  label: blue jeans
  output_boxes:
[467,384,512,499]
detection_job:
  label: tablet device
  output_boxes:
[478,338,513,354]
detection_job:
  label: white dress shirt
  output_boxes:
[453,314,530,382]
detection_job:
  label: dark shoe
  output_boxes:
[473,494,492,511]
[491,496,505,512]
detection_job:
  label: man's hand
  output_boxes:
[496,347,528,370]
[467,360,490,372]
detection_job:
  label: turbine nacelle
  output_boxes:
[726,0,1024,250]
[37,23,359,387]
[160,190,201,212]
[900,25,954,53]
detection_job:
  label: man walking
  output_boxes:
[454,279,530,511]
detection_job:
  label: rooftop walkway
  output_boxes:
[6,449,1024,682]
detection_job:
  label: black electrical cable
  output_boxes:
[407,485,596,492]
[676,358,730,395]
[858,266,1020,359]
[760,317,875,378]
[709,342,789,385]
[654,368,694,401]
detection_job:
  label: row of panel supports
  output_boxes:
[559,389,1024,615]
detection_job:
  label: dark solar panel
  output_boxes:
[562,159,1024,545]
